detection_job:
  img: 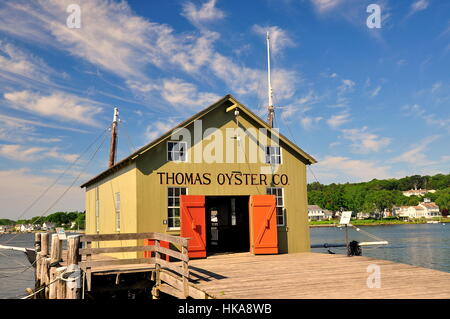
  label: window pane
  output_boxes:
[168,217,174,228]
[175,188,180,196]
[174,197,180,207]
[168,142,174,151]
[277,215,284,226]
[181,188,187,195]
[174,218,180,228]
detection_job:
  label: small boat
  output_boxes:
[426,221,439,224]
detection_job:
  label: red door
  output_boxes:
[180,195,206,258]
[250,195,278,254]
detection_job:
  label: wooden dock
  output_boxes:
[31,232,450,299]
[187,252,450,299]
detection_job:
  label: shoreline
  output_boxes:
[309,220,449,227]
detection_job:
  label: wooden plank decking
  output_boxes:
[187,252,450,299]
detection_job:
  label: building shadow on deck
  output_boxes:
[188,265,228,283]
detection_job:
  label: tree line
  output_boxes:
[308,173,450,216]
[0,211,85,229]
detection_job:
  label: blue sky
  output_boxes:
[0,0,449,219]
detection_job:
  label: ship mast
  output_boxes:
[108,107,119,168]
[266,31,274,128]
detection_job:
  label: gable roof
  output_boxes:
[81,94,317,188]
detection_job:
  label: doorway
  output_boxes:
[205,196,250,254]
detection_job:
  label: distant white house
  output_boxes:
[308,205,326,221]
[323,209,333,220]
[402,189,436,197]
[420,202,441,218]
[42,222,55,230]
[356,212,370,219]
[18,224,34,232]
[397,202,441,219]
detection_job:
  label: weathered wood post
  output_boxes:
[38,232,50,299]
[34,232,41,298]
[55,267,67,299]
[48,234,62,299]
[66,235,81,299]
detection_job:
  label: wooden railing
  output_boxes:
[79,232,190,297]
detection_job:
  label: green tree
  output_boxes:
[75,212,85,229]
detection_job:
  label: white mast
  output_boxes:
[266,31,274,128]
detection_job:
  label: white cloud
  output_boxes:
[144,119,178,142]
[310,0,343,13]
[339,79,355,93]
[181,0,226,28]
[3,90,103,127]
[370,85,382,97]
[0,113,89,134]
[311,155,391,184]
[326,113,350,128]
[0,144,78,163]
[252,25,296,56]
[411,0,429,13]
[0,169,84,219]
[0,0,303,112]
[0,41,53,81]
[0,115,62,144]
[300,116,323,130]
[392,135,440,166]
[160,78,220,110]
[341,126,391,154]
[0,1,220,82]
[403,104,450,131]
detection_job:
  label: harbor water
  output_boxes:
[1,224,450,299]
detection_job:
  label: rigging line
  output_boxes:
[274,103,322,186]
[0,249,29,268]
[0,252,44,279]
[8,126,110,224]
[274,97,388,244]
[119,120,137,153]
[1,132,109,246]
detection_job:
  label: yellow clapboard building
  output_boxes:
[81,95,316,258]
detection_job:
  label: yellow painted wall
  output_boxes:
[85,163,138,258]
[135,105,311,253]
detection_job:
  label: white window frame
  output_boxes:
[167,187,188,230]
[115,192,121,232]
[265,146,282,165]
[167,141,188,162]
[267,187,285,226]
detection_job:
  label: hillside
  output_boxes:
[307,173,450,215]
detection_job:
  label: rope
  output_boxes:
[119,120,136,153]
[0,252,45,279]
[1,130,109,247]
[16,265,81,299]
[5,127,109,225]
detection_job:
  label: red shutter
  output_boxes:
[180,195,206,258]
[250,195,278,254]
